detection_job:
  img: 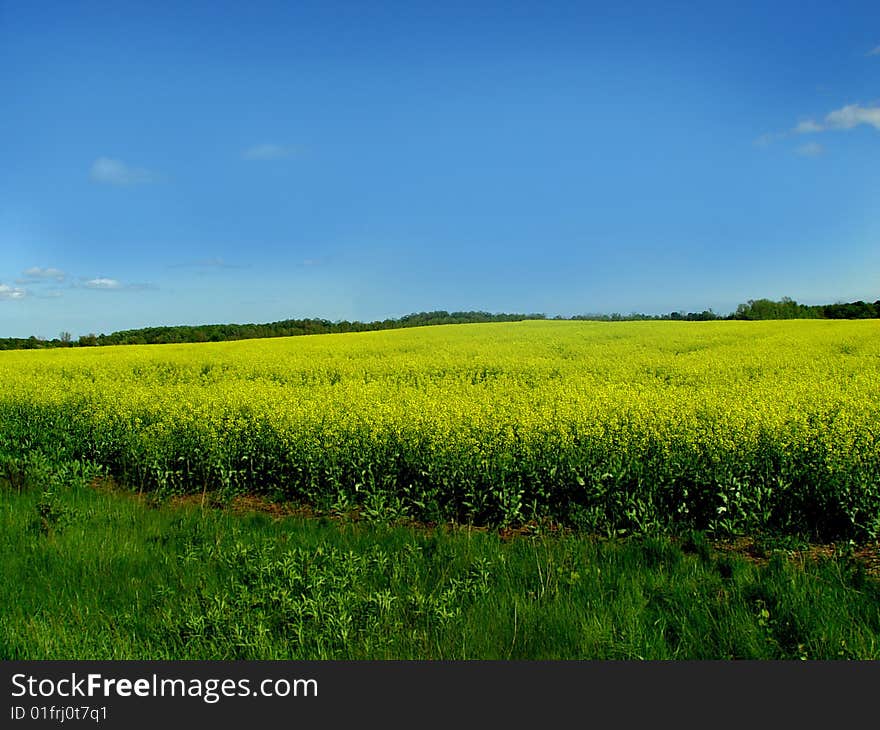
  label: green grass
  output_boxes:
[2,463,878,660]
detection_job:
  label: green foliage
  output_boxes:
[1,451,90,495]
[0,311,548,349]
[32,490,78,535]
[1,297,878,350]
[733,297,880,321]
[1,480,878,659]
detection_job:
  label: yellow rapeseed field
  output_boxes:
[2,320,879,538]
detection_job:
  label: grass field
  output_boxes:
[2,320,879,659]
[2,470,878,659]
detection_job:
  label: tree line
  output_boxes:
[0,311,546,349]
[1,298,877,350]
[572,297,880,323]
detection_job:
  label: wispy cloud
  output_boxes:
[79,276,156,292]
[84,277,122,289]
[758,101,880,152]
[242,143,297,161]
[22,266,66,282]
[2,266,155,299]
[89,157,156,185]
[793,119,823,134]
[794,103,880,133]
[0,284,26,300]
[795,142,824,157]
[824,104,880,130]
[867,46,880,56]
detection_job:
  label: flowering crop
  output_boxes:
[2,320,878,539]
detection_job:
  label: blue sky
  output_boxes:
[1,0,879,338]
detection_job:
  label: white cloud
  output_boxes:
[0,284,26,300]
[23,266,65,282]
[794,104,880,134]
[824,104,880,130]
[84,277,122,289]
[793,119,823,134]
[867,46,880,56]
[80,277,156,291]
[242,144,297,161]
[795,142,824,157]
[89,157,155,185]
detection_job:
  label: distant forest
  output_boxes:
[1,297,878,350]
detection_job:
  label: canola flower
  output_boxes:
[1,320,878,539]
